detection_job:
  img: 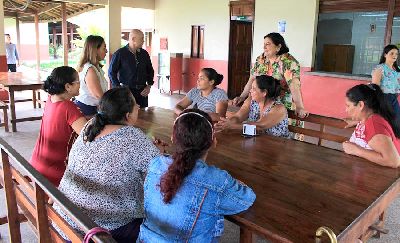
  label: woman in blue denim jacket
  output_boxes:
[138,109,256,242]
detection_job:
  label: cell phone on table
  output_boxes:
[242,124,257,138]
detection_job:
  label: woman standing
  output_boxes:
[30,66,86,186]
[74,35,108,117]
[175,68,228,122]
[371,44,400,121]
[232,32,308,118]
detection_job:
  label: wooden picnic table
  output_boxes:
[136,107,400,243]
[0,72,44,132]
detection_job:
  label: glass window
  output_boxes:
[391,16,400,66]
[315,11,388,75]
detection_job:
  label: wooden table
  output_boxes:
[136,107,400,243]
[0,72,44,132]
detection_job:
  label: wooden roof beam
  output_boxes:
[30,0,106,6]
[37,3,60,15]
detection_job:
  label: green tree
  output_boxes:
[72,25,106,48]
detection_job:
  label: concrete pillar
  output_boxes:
[106,1,122,56]
[105,1,122,73]
[16,15,21,58]
[0,0,7,71]
[61,2,68,65]
[34,13,40,71]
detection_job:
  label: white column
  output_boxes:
[0,0,7,71]
[105,0,122,75]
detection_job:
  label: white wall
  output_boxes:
[121,7,154,31]
[253,0,319,67]
[0,0,5,56]
[4,18,49,45]
[0,1,6,56]
[154,0,230,60]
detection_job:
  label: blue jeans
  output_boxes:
[67,218,143,243]
[385,93,400,122]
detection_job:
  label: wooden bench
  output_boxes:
[0,100,9,132]
[288,110,390,241]
[287,110,353,149]
[227,105,352,149]
[0,138,116,243]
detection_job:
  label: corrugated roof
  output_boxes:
[3,0,104,23]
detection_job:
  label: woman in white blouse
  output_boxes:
[74,35,108,117]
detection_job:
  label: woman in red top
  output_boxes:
[343,83,400,168]
[30,66,87,186]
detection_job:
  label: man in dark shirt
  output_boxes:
[108,29,154,107]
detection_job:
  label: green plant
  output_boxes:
[72,25,106,48]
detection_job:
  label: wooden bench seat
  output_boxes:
[0,138,116,243]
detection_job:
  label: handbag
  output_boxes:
[83,227,111,243]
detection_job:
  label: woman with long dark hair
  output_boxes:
[54,87,160,242]
[371,44,400,121]
[343,84,400,168]
[216,75,291,138]
[232,32,308,118]
[74,35,108,117]
[30,66,86,186]
[175,67,228,122]
[139,109,256,242]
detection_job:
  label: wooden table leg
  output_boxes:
[37,90,41,108]
[240,227,253,243]
[8,89,17,132]
[32,90,37,109]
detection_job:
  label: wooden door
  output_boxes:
[228,20,253,98]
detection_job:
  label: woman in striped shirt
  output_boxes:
[175,68,228,122]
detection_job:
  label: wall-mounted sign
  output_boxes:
[160,37,168,50]
[278,20,286,33]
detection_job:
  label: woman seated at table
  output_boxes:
[30,66,87,186]
[343,84,400,168]
[139,109,256,242]
[74,35,108,117]
[53,87,160,242]
[215,75,291,138]
[174,68,228,121]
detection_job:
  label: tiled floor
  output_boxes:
[0,89,399,243]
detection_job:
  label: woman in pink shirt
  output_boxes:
[343,83,400,168]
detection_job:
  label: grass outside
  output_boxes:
[22,59,79,72]
[23,48,82,72]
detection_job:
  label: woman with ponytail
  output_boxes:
[139,109,255,242]
[175,67,228,122]
[343,84,400,168]
[216,75,291,138]
[54,87,160,242]
[30,66,86,186]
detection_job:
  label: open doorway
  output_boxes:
[227,1,254,98]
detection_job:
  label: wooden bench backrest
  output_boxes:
[0,138,116,243]
[288,110,353,148]
[0,100,7,108]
